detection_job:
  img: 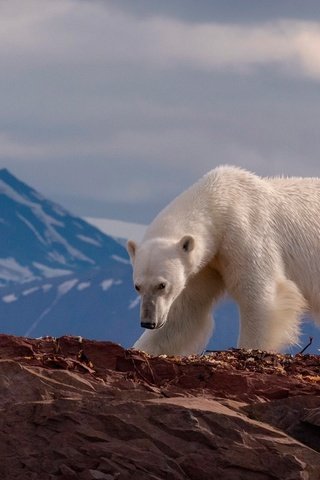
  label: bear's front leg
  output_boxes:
[133,310,214,356]
[133,266,225,356]
[133,328,165,356]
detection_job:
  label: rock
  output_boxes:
[303,407,320,427]
[0,334,320,479]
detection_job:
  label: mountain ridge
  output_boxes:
[0,168,127,285]
[0,168,141,344]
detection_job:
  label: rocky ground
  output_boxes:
[0,334,320,480]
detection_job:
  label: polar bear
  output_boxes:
[127,165,320,356]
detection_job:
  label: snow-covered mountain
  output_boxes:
[0,168,128,286]
[0,168,141,345]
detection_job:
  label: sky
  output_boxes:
[1,0,320,223]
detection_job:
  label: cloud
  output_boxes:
[1,0,320,221]
[1,1,320,79]
[0,132,48,160]
[142,18,320,81]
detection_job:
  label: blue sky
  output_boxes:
[2,0,320,222]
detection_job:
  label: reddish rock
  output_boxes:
[0,334,320,479]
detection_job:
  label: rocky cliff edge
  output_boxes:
[1,334,320,480]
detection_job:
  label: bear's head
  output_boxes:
[127,235,195,330]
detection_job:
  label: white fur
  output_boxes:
[127,165,320,355]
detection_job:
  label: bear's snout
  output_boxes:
[141,321,156,329]
[140,298,158,329]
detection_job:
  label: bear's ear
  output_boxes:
[127,240,137,262]
[179,235,195,253]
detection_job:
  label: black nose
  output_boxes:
[141,322,156,329]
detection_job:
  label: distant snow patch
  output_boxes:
[47,251,68,265]
[111,255,130,265]
[77,282,91,291]
[52,205,66,217]
[100,279,122,291]
[33,262,72,278]
[129,296,140,309]
[85,217,146,242]
[77,234,102,247]
[17,214,45,244]
[22,287,39,296]
[101,279,114,291]
[2,293,17,303]
[0,258,35,283]
[42,284,52,293]
[22,284,52,296]
[58,279,78,295]
[30,191,45,202]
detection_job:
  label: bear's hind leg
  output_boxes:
[238,278,306,352]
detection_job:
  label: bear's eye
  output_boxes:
[135,284,141,292]
[158,282,166,290]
